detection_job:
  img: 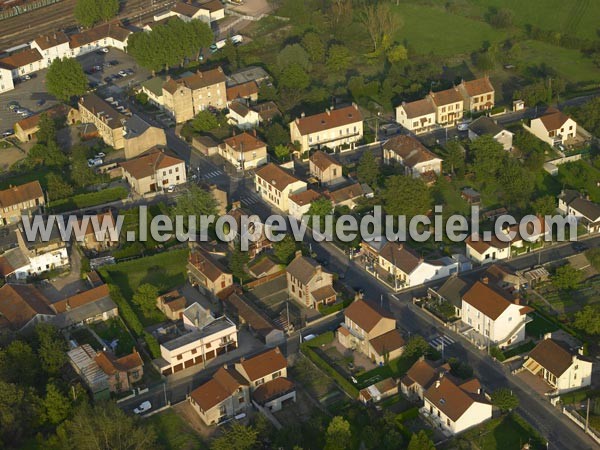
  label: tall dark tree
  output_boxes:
[357,151,380,186]
[35,323,68,376]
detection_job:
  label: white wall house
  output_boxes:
[524,108,577,147]
[31,32,71,68]
[468,116,514,151]
[558,189,600,234]
[288,190,321,221]
[0,66,14,94]
[382,135,443,177]
[254,163,307,213]
[465,234,511,264]
[13,247,69,280]
[523,336,593,394]
[395,99,437,135]
[461,281,532,348]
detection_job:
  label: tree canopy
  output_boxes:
[274,235,299,264]
[211,422,258,450]
[46,58,89,102]
[382,175,430,218]
[408,430,436,450]
[552,264,582,291]
[132,284,159,316]
[324,416,352,450]
[357,151,380,186]
[573,305,600,335]
[491,388,520,411]
[74,0,119,28]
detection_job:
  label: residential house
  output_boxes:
[227,66,270,86]
[192,135,220,156]
[457,77,495,112]
[31,31,70,67]
[376,242,459,290]
[460,280,533,348]
[0,48,44,79]
[51,284,119,329]
[156,289,188,320]
[248,257,281,279]
[337,299,405,364]
[382,135,443,177]
[465,233,511,263]
[223,292,285,346]
[220,131,268,170]
[461,188,480,205]
[253,101,281,125]
[286,251,336,308]
[254,163,307,212]
[73,212,117,253]
[227,202,272,258]
[123,115,167,160]
[120,148,187,195]
[523,335,593,394]
[68,22,131,56]
[427,275,471,319]
[166,0,225,23]
[0,283,55,332]
[524,108,577,147]
[423,376,492,435]
[557,189,600,234]
[78,93,126,149]
[0,181,45,226]
[324,183,363,210]
[395,99,437,135]
[14,104,70,142]
[288,189,321,221]
[226,81,259,104]
[401,358,451,401]
[157,302,238,376]
[139,76,167,109]
[289,104,364,153]
[189,347,294,425]
[358,378,398,404]
[427,87,464,127]
[227,101,261,130]
[162,67,227,123]
[187,247,233,297]
[468,116,513,151]
[309,151,344,186]
[68,344,143,399]
[0,64,14,94]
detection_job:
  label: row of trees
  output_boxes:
[128,17,213,73]
[74,0,119,28]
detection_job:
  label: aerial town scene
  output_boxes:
[0,0,600,449]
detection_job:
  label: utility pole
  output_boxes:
[585,397,590,433]
[163,382,168,405]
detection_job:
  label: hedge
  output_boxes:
[50,186,128,212]
[106,284,143,336]
[143,331,162,359]
[560,388,600,405]
[396,406,419,422]
[301,345,359,398]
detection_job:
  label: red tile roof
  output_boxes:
[383,135,441,167]
[0,181,44,209]
[462,281,514,320]
[34,31,69,50]
[255,163,302,191]
[379,242,421,275]
[460,77,494,97]
[188,247,230,282]
[424,376,488,421]
[52,285,111,314]
[429,86,463,107]
[238,347,287,381]
[252,377,294,404]
[0,284,53,330]
[369,329,405,356]
[310,150,340,171]
[223,132,266,153]
[120,149,184,180]
[95,349,143,374]
[226,81,259,101]
[344,299,394,333]
[190,366,248,411]
[289,189,321,206]
[69,22,131,49]
[538,108,572,132]
[528,338,576,377]
[294,104,363,136]
[163,67,226,94]
[0,48,43,69]
[400,98,436,118]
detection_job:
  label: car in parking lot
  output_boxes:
[36,99,46,106]
[8,102,20,111]
[109,60,119,66]
[104,76,113,83]
[2,130,13,137]
[87,158,103,167]
[97,47,109,54]
[20,74,31,81]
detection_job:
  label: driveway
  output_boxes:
[39,245,87,301]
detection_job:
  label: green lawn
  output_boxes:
[392,4,507,57]
[90,318,136,357]
[449,413,546,449]
[0,166,55,190]
[49,187,129,213]
[99,249,189,299]
[526,312,559,339]
[70,327,102,350]
[518,40,600,84]
[147,410,206,450]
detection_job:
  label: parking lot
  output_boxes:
[0,47,151,134]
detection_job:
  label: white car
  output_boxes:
[166,185,175,193]
[99,47,109,53]
[133,401,151,414]
[95,152,106,158]
[457,121,470,131]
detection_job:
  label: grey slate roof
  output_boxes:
[468,116,505,137]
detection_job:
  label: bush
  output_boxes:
[301,345,359,397]
[396,407,419,422]
[50,187,128,212]
[490,346,506,361]
[106,284,143,336]
[143,331,161,359]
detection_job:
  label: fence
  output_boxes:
[547,154,583,166]
[563,407,600,444]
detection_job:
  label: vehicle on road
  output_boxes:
[36,99,45,106]
[457,121,470,131]
[2,130,13,137]
[166,185,175,193]
[133,401,151,414]
[210,39,227,53]
[572,242,588,252]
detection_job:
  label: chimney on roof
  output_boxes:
[326,108,331,116]
[514,296,521,305]
[252,128,257,137]
[232,200,241,209]
[300,112,305,118]
[482,276,489,285]
[435,380,441,388]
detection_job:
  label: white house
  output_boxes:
[423,376,492,435]
[382,135,443,177]
[161,0,225,23]
[254,163,307,213]
[31,31,71,68]
[220,132,268,170]
[289,104,363,153]
[523,335,593,395]
[558,189,600,234]
[69,22,131,57]
[465,234,511,264]
[524,108,577,147]
[468,116,514,151]
[395,99,437,135]
[427,86,464,127]
[288,189,321,221]
[0,48,44,79]
[0,65,14,94]
[461,280,532,348]
[227,101,261,130]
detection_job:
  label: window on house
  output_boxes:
[272,371,281,379]
[177,355,182,360]
[256,378,264,386]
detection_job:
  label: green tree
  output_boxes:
[359,3,400,52]
[211,422,258,450]
[0,341,40,386]
[302,32,325,62]
[566,97,600,136]
[0,381,43,447]
[58,401,156,450]
[324,416,351,450]
[552,264,582,290]
[47,172,74,200]
[442,141,465,176]
[75,0,118,27]
[307,197,333,228]
[36,113,58,145]
[357,151,379,186]
[70,158,100,188]
[171,185,219,219]
[265,123,289,148]
[498,158,534,206]
[44,383,71,425]
[448,357,473,379]
[132,284,159,316]
[407,430,435,450]
[327,44,352,74]
[491,388,520,411]
[274,235,298,264]
[573,305,600,335]
[46,58,89,102]
[387,44,408,63]
[532,196,556,216]
[279,64,310,91]
[470,135,505,181]
[229,246,249,281]
[277,44,311,72]
[586,248,600,272]
[35,323,67,376]
[274,144,290,161]
[382,175,430,218]
[403,336,431,359]
[191,110,219,132]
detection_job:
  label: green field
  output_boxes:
[99,249,189,298]
[147,410,206,450]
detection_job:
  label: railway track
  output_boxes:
[0,0,176,51]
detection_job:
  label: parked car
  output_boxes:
[133,401,151,414]
[8,102,19,111]
[2,130,13,137]
[104,76,112,83]
[109,60,119,66]
[97,47,109,54]
[95,152,106,158]
[20,74,31,81]
[17,109,32,117]
[166,185,175,193]
[87,158,103,167]
[457,121,470,131]
[36,99,46,106]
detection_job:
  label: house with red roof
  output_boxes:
[524,107,577,147]
[120,148,186,195]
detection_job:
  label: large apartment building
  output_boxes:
[162,67,227,123]
[254,163,307,212]
[78,93,126,149]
